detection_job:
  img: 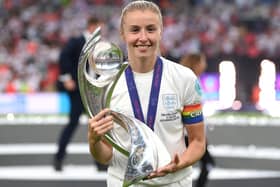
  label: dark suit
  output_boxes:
[55,35,85,163]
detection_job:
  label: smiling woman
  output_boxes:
[119,2,163,72]
[87,1,206,187]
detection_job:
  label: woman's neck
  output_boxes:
[128,56,157,73]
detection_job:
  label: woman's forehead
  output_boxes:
[123,10,160,24]
[125,9,158,17]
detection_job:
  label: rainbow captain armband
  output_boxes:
[182,103,203,124]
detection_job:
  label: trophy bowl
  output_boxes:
[88,41,123,76]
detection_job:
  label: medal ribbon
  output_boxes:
[125,57,163,130]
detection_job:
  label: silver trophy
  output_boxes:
[77,27,171,187]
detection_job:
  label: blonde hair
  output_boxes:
[120,0,163,34]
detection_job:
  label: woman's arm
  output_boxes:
[148,121,205,178]
[179,122,206,168]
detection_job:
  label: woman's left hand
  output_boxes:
[147,154,180,179]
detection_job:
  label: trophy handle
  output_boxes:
[78,27,130,156]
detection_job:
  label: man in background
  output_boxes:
[54,16,106,172]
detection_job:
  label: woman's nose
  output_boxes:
[139,30,148,41]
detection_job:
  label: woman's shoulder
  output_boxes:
[160,56,196,79]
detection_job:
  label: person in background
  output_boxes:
[180,53,216,187]
[87,1,205,186]
[54,16,107,172]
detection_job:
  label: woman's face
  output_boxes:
[121,9,162,61]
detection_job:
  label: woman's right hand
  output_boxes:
[88,108,114,145]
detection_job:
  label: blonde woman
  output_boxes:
[88,1,205,186]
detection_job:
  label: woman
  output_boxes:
[88,1,205,186]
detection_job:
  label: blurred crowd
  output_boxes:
[0,0,279,93]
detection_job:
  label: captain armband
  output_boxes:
[181,103,203,124]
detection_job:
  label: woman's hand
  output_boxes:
[88,108,114,164]
[88,108,114,145]
[147,154,180,179]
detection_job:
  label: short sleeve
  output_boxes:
[182,77,204,125]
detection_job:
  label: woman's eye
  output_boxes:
[147,26,157,32]
[130,27,140,33]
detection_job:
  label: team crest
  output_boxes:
[162,94,177,111]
